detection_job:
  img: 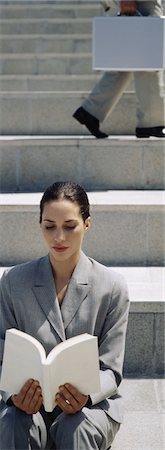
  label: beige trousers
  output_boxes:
[82,1,165,127]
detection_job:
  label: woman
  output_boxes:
[0,181,129,450]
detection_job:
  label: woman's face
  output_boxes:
[40,199,90,264]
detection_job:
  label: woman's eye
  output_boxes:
[44,225,76,231]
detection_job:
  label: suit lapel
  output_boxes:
[32,253,92,338]
[61,252,92,330]
[32,256,66,341]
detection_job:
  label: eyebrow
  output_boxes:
[43,219,77,223]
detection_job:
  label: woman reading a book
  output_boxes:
[0,181,129,450]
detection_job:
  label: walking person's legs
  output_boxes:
[134,71,165,137]
[73,71,132,138]
[134,0,165,137]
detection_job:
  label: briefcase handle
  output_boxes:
[117,10,142,17]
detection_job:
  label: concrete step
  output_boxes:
[0,91,137,135]
[0,3,102,19]
[0,191,164,266]
[0,18,92,34]
[0,53,93,75]
[0,265,164,377]
[0,74,102,91]
[0,136,164,192]
[1,54,164,87]
[112,379,164,449]
[0,74,164,96]
[116,267,164,378]
[0,0,107,3]
[0,1,101,3]
[0,34,92,53]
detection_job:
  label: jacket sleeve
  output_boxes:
[0,270,19,403]
[91,273,130,405]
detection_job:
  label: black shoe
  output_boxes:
[73,107,108,139]
[136,126,165,138]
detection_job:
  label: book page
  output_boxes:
[46,333,95,363]
[0,329,46,394]
[44,335,100,412]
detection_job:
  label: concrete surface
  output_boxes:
[0,191,164,266]
[1,136,165,191]
[0,91,136,135]
[0,3,102,19]
[0,34,93,54]
[112,378,165,450]
[0,18,93,34]
[0,73,134,91]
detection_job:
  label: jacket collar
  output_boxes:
[32,252,92,341]
[60,251,91,330]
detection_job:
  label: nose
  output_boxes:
[53,227,65,242]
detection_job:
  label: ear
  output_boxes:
[84,217,91,231]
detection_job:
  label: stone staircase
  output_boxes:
[0,0,160,136]
[0,0,164,134]
[0,0,164,371]
[0,1,164,448]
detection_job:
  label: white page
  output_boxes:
[0,329,46,393]
[44,336,100,412]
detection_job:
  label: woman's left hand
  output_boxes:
[55,383,89,414]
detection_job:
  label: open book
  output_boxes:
[0,329,100,412]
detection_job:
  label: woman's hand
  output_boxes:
[55,383,89,414]
[120,1,137,15]
[11,379,43,414]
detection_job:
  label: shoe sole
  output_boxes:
[136,134,150,138]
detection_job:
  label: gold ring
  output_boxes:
[65,399,70,405]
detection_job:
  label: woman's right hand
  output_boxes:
[11,379,43,414]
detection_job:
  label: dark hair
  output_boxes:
[39,181,90,224]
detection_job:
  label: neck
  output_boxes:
[49,252,80,281]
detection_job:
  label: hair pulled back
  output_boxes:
[39,181,90,224]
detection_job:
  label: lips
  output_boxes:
[53,247,69,253]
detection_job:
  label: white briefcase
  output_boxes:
[93,16,165,70]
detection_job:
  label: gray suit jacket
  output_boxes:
[0,252,129,423]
